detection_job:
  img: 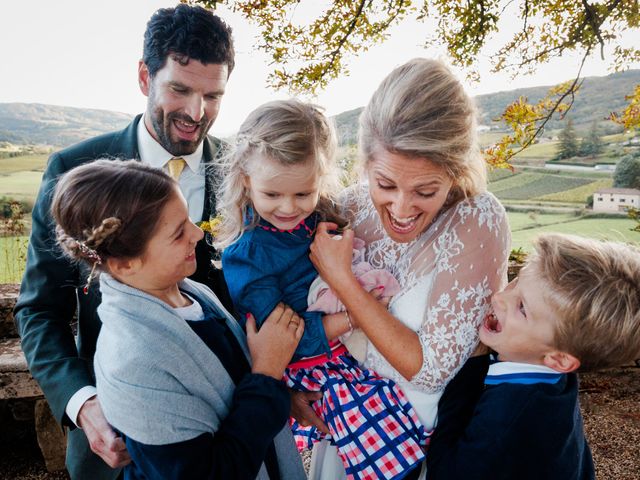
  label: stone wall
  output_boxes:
[0,284,19,337]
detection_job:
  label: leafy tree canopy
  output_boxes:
[613,153,640,189]
[579,121,604,156]
[193,0,639,166]
[556,119,579,160]
[195,0,638,92]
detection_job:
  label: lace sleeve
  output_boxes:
[411,193,511,392]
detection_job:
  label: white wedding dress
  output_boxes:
[309,183,511,480]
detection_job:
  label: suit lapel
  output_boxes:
[202,135,223,222]
[106,114,143,160]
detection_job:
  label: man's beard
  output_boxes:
[150,108,210,156]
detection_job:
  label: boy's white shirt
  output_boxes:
[488,360,563,376]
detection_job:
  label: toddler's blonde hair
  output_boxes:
[214,99,346,249]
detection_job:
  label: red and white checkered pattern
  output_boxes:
[286,350,430,480]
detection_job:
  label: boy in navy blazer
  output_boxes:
[428,233,640,480]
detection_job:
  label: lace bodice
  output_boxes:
[342,183,511,393]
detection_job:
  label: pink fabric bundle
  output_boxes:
[307,237,401,362]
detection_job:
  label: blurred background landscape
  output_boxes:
[2,69,640,283]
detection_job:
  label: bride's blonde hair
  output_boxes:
[359,58,486,204]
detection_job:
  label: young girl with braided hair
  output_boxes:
[216,99,428,480]
[51,159,306,480]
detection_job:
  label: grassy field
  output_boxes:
[0,235,28,284]
[0,154,48,202]
[487,167,613,204]
[0,154,48,174]
[509,213,640,250]
[489,172,592,200]
[0,170,45,201]
[511,141,559,159]
[537,178,613,202]
[506,211,578,230]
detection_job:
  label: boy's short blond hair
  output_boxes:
[530,233,640,371]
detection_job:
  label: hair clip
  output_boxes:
[77,241,102,294]
[77,241,102,263]
[83,260,101,295]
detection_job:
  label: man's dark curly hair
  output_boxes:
[143,4,235,77]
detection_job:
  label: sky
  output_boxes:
[3,1,639,137]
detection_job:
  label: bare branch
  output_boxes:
[506,49,591,160]
[523,0,530,41]
[499,0,517,16]
[582,0,605,59]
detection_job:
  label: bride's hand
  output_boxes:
[310,222,356,291]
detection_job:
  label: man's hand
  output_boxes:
[77,396,131,468]
[290,391,330,435]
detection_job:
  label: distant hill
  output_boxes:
[0,103,132,147]
[334,69,640,145]
[475,69,640,132]
[1,69,638,147]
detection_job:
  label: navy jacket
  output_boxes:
[427,356,595,480]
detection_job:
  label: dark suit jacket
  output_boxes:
[14,114,234,426]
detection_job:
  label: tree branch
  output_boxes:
[506,49,590,159]
[319,0,406,81]
[582,0,605,59]
[319,0,368,79]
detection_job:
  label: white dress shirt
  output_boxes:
[136,115,206,222]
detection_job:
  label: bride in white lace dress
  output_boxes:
[306,58,511,480]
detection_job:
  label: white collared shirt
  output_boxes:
[136,115,206,222]
[485,357,564,386]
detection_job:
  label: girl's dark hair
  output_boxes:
[143,4,235,77]
[51,159,176,267]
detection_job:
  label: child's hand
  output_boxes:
[246,304,304,380]
[370,285,391,309]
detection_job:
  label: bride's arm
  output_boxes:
[310,223,424,379]
[310,195,511,391]
[408,203,510,391]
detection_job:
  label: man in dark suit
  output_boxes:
[14,5,235,479]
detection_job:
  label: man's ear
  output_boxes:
[106,256,141,279]
[138,60,151,97]
[543,350,580,373]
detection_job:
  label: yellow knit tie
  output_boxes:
[166,157,186,181]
